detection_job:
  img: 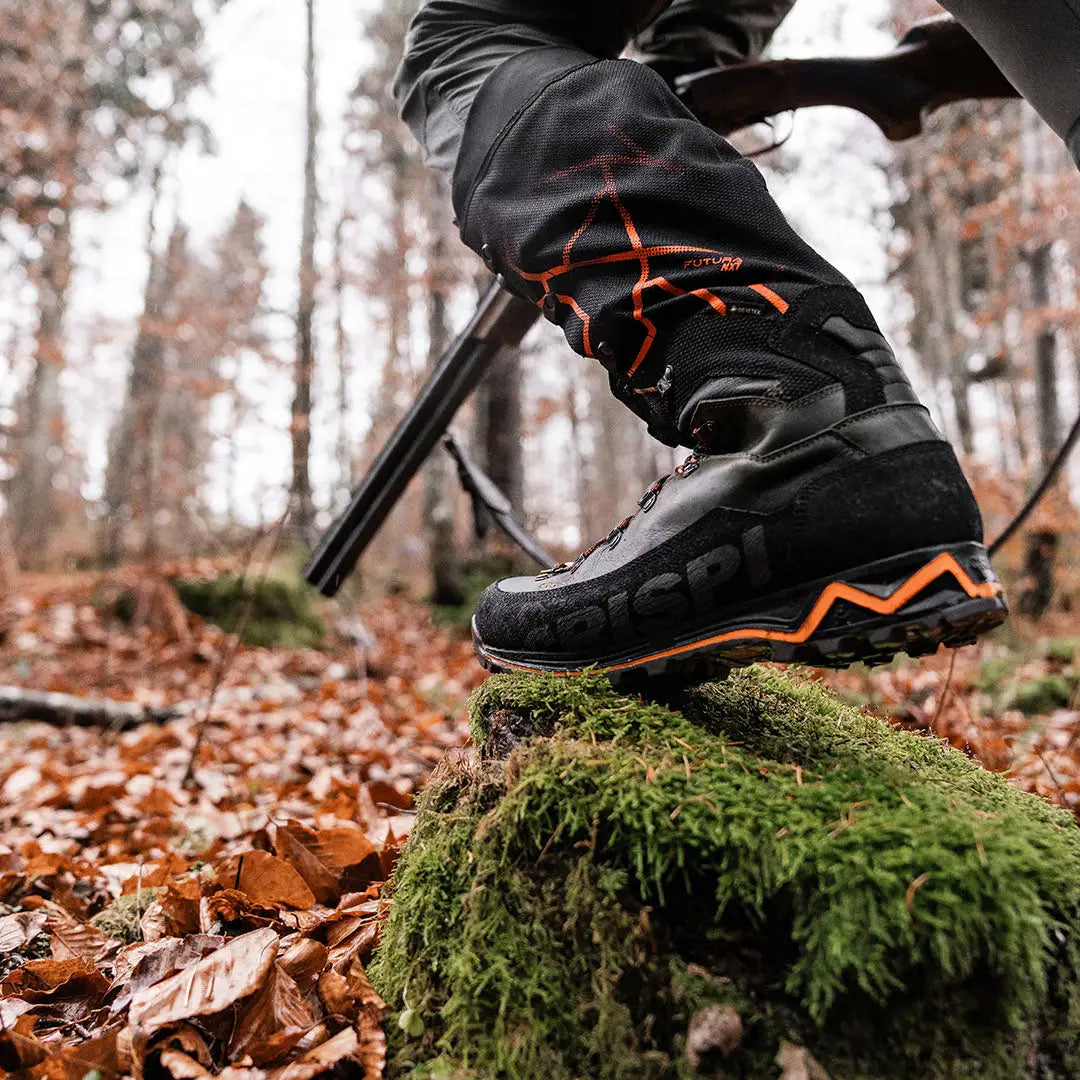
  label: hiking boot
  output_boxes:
[452,52,1007,680]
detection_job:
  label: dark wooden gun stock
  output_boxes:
[679,16,1019,141]
[305,17,1020,597]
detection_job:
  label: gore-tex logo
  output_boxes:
[683,255,743,271]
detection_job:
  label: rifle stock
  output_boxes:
[679,16,1019,141]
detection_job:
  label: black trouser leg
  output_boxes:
[393,0,888,448]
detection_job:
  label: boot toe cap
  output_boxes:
[474,575,550,652]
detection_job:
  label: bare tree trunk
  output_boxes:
[101,165,167,564]
[332,211,353,509]
[472,269,525,515]
[423,176,463,605]
[566,371,596,548]
[291,0,319,543]
[1029,243,1059,470]
[0,511,19,641]
[8,192,73,567]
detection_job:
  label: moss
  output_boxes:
[977,655,1018,697]
[1044,638,1080,665]
[172,574,327,649]
[1008,674,1074,716]
[90,889,160,943]
[371,668,1080,1080]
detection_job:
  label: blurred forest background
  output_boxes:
[0,0,1078,612]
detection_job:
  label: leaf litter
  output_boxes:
[0,565,483,1078]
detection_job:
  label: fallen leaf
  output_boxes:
[0,1024,48,1071]
[47,906,113,962]
[129,926,279,1037]
[775,1040,831,1080]
[278,938,328,996]
[1,956,110,1001]
[158,1049,213,1079]
[217,851,316,911]
[0,910,47,955]
[159,880,202,935]
[266,1026,358,1080]
[686,1004,743,1069]
[230,962,315,1064]
[275,824,340,904]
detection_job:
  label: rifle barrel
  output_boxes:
[303,281,538,596]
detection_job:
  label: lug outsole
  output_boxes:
[473,545,1008,686]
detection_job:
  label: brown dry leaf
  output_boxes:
[266,1026,358,1080]
[129,926,279,1037]
[0,910,47,955]
[229,962,315,1065]
[275,824,340,904]
[203,888,283,928]
[140,900,171,942]
[344,955,390,1080]
[157,1049,213,1079]
[276,822,379,904]
[46,905,113,962]
[0,1017,48,1071]
[218,851,316,910]
[326,919,380,973]
[316,969,349,1020]
[311,827,378,869]
[159,880,202,935]
[51,1029,123,1080]
[775,1041,831,1080]
[1,956,110,1001]
[344,953,390,1019]
[278,938,328,996]
[0,996,35,1029]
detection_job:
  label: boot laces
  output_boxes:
[536,453,700,581]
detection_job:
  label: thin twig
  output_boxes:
[930,649,959,733]
[182,509,290,788]
[1034,746,1069,806]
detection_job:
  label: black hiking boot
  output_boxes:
[452,52,1007,681]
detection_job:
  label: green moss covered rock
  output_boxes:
[371,669,1080,1080]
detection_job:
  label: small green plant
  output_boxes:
[172,573,327,649]
[90,888,160,943]
[1008,673,1074,716]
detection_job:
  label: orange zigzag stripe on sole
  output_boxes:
[477,551,1002,677]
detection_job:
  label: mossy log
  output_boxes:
[372,669,1080,1080]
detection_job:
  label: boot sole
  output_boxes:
[472,542,1007,685]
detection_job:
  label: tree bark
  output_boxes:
[423,176,463,605]
[101,166,168,564]
[1029,243,1059,470]
[8,194,73,567]
[0,512,19,642]
[291,0,319,543]
[475,351,525,517]
[332,211,353,510]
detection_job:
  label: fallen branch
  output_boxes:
[0,686,176,728]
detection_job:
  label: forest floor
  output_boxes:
[1,561,1079,1076]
